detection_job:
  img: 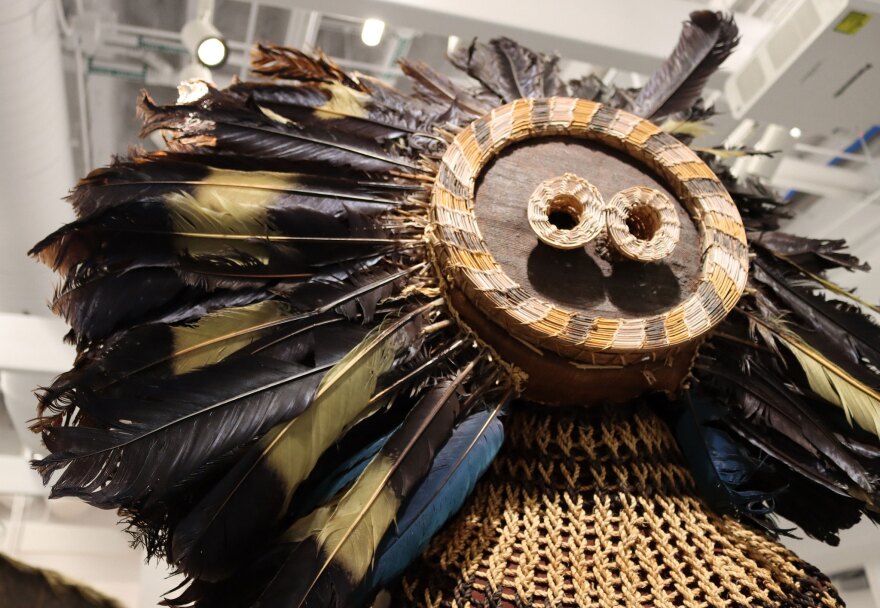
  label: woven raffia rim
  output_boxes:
[395,405,843,608]
[527,173,605,250]
[430,98,749,358]
[606,186,681,262]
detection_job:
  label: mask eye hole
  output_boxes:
[625,204,662,241]
[606,186,680,262]
[527,173,604,250]
[547,194,583,230]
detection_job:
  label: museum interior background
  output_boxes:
[1,0,879,606]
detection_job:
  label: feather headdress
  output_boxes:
[28,10,880,607]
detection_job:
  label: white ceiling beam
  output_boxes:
[257,0,769,77]
[770,158,879,201]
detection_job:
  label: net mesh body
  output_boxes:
[394,405,842,607]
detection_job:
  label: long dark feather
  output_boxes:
[450,37,565,102]
[752,231,870,273]
[54,269,280,346]
[34,319,367,509]
[31,181,400,291]
[229,81,415,141]
[67,152,408,220]
[362,402,506,595]
[630,11,738,119]
[255,360,480,608]
[168,304,432,581]
[752,258,880,371]
[34,268,420,429]
[138,89,421,172]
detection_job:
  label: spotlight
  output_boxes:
[182,19,228,68]
[361,18,385,47]
[789,127,802,139]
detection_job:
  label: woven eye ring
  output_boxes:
[527,173,605,250]
[605,186,681,262]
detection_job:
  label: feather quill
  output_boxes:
[778,331,880,438]
[749,314,880,438]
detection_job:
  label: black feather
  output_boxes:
[254,362,479,608]
[138,89,421,172]
[168,306,430,581]
[752,231,870,273]
[398,60,491,117]
[630,11,739,119]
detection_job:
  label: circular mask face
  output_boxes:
[429,98,749,404]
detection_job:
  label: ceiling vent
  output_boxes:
[725,0,878,135]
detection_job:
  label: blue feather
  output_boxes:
[673,392,777,518]
[295,427,398,518]
[363,409,504,592]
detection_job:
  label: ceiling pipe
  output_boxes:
[0,0,76,316]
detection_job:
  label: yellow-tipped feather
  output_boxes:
[776,330,880,437]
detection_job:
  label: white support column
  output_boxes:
[0,313,73,453]
[1,371,57,453]
[0,0,76,316]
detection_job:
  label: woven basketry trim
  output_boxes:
[394,406,842,608]
[429,98,749,357]
[605,186,681,262]
[527,173,605,250]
